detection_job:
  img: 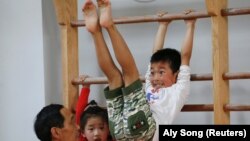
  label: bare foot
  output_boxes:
[82,0,100,33]
[97,0,113,28]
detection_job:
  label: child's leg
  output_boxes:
[98,0,156,140]
[122,80,156,140]
[83,0,124,139]
[83,0,122,88]
[98,0,139,87]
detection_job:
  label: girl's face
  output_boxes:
[150,62,178,89]
[82,116,109,141]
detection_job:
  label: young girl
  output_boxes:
[75,75,113,141]
[80,100,112,141]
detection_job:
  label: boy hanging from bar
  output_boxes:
[82,0,155,140]
[82,0,196,140]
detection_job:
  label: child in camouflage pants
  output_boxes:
[82,0,155,140]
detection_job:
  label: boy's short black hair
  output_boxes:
[150,48,181,73]
[34,104,64,141]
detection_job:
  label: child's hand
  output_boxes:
[79,75,90,88]
[157,11,168,17]
[183,9,197,26]
[183,9,195,15]
[157,11,171,25]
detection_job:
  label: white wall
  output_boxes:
[0,0,250,141]
[0,0,44,141]
[42,0,63,105]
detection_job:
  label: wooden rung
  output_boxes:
[181,104,214,112]
[72,73,212,85]
[71,10,214,27]
[72,72,250,85]
[71,7,250,27]
[72,76,111,85]
[224,104,250,111]
[71,76,145,85]
[181,104,250,112]
[190,73,212,81]
[223,72,250,80]
[221,7,250,16]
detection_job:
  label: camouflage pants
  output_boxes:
[104,80,156,141]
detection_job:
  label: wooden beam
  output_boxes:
[72,72,250,85]
[206,0,230,124]
[223,72,250,80]
[53,0,67,25]
[224,104,250,111]
[71,10,214,27]
[53,0,79,111]
[222,7,250,16]
[71,73,213,85]
[71,7,250,27]
[181,104,214,112]
[190,73,212,81]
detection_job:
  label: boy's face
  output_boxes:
[82,116,109,141]
[150,62,177,89]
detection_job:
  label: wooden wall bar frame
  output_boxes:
[221,7,250,16]
[53,0,79,111]
[206,0,230,124]
[52,0,250,124]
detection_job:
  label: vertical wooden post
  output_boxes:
[53,0,79,111]
[205,0,230,124]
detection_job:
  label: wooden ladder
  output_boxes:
[53,0,250,124]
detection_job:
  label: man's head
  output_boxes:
[34,104,79,141]
[150,48,181,88]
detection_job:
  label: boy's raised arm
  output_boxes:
[152,12,171,53]
[181,18,196,66]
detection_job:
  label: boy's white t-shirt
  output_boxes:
[145,64,191,141]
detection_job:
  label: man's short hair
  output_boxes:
[34,104,64,141]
